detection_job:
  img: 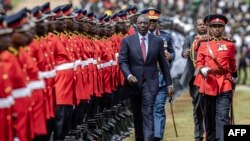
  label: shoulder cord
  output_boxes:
[190,35,200,67]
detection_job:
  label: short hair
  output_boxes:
[137,14,149,23]
[195,16,204,25]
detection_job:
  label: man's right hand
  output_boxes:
[128,75,138,85]
[183,49,190,58]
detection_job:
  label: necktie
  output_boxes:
[140,37,146,62]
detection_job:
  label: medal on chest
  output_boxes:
[217,43,227,51]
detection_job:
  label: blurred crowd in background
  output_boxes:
[79,0,250,85]
[1,0,250,85]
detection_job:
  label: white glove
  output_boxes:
[200,67,211,77]
[232,77,238,84]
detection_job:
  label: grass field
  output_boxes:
[11,0,19,7]
[238,67,250,85]
[124,78,250,141]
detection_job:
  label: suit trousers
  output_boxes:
[154,85,167,139]
[189,78,204,141]
[130,80,157,141]
[200,92,232,141]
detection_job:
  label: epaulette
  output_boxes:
[68,31,75,36]
[102,36,108,39]
[34,35,40,40]
[52,30,60,36]
[63,31,71,37]
[7,47,19,56]
[221,36,236,43]
[94,35,100,40]
[81,32,87,36]
[73,31,80,35]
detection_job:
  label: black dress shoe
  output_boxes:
[154,137,162,141]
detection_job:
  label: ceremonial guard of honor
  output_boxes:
[0,2,139,141]
[0,1,238,141]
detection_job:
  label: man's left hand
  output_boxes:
[165,51,172,61]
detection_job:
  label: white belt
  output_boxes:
[101,61,112,68]
[87,58,93,64]
[112,60,117,65]
[81,60,88,67]
[74,59,82,67]
[12,87,31,98]
[0,96,15,108]
[55,62,74,71]
[87,58,98,64]
[92,59,97,64]
[27,80,45,90]
[39,70,56,79]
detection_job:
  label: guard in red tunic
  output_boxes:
[194,14,238,141]
[0,17,15,141]
[125,6,140,35]
[49,5,75,140]
[6,9,37,141]
[39,2,57,124]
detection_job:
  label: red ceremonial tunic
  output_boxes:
[2,50,32,141]
[194,38,237,96]
[50,33,75,105]
[28,40,47,135]
[0,51,14,141]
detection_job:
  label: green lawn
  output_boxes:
[238,67,250,85]
[124,85,250,141]
[11,0,20,7]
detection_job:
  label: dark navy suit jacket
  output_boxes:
[119,33,172,94]
[179,33,196,87]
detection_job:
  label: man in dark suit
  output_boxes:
[119,14,173,141]
[141,8,175,141]
[179,18,207,141]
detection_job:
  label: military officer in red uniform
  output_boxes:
[125,6,140,35]
[6,9,39,141]
[49,5,76,140]
[194,14,238,141]
[0,16,15,141]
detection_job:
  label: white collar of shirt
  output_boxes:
[138,33,149,56]
[138,32,149,41]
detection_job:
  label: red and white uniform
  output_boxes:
[194,38,237,96]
